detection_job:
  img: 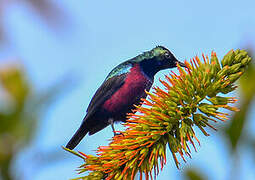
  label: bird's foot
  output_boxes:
[113,131,124,136]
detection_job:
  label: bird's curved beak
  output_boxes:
[176,60,186,68]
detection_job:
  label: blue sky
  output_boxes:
[2,0,255,179]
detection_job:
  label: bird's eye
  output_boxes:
[164,52,171,58]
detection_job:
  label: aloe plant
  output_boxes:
[65,49,252,180]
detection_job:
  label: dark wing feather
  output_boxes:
[84,73,127,119]
[66,74,126,149]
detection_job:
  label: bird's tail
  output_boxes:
[66,122,89,150]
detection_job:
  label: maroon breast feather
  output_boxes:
[103,63,152,113]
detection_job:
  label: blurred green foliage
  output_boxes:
[0,1,69,179]
[0,63,67,180]
[185,168,206,180]
[0,64,32,180]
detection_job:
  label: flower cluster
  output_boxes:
[65,49,251,180]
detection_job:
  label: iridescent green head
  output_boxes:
[150,46,186,69]
[132,46,185,69]
[133,46,186,78]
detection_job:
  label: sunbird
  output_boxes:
[66,46,186,149]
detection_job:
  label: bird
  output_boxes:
[66,46,186,149]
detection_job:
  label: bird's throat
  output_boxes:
[139,58,160,79]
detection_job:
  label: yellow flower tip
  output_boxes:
[230,97,238,103]
[210,51,217,57]
[189,58,195,68]
[184,60,191,68]
[205,54,209,60]
[223,105,240,112]
[195,56,201,64]
[179,150,187,163]
[227,49,234,54]
[78,151,89,158]
[202,53,206,63]
[238,71,243,76]
[211,51,214,57]
[192,57,199,68]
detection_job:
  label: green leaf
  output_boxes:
[185,168,206,180]
[224,56,255,151]
[0,65,30,107]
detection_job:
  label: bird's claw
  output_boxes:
[113,131,124,136]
